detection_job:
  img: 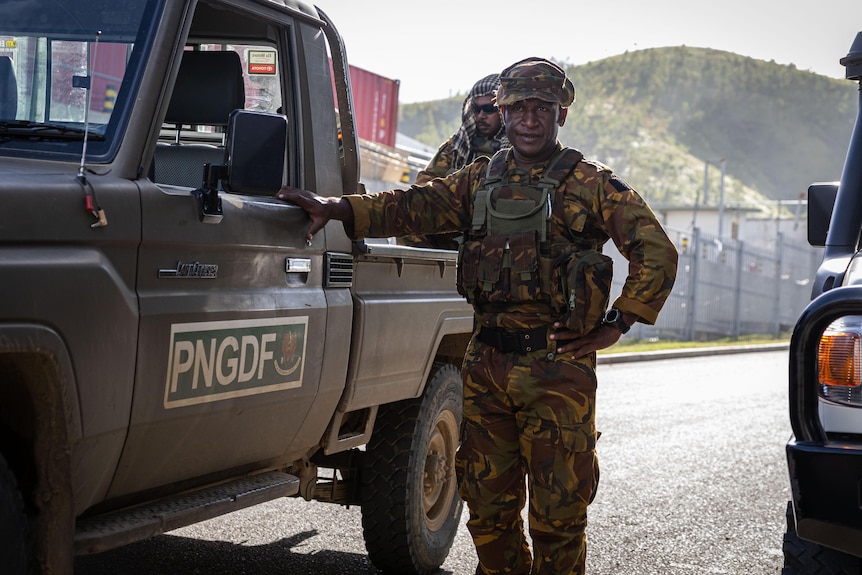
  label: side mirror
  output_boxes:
[808,182,839,247]
[224,109,288,195]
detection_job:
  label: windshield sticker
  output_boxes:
[247,50,277,75]
[164,317,307,409]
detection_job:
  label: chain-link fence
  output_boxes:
[612,226,822,342]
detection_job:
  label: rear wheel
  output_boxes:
[361,362,463,575]
[0,453,30,575]
[782,501,862,574]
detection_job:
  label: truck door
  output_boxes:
[107,1,336,497]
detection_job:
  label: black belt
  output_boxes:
[477,325,548,354]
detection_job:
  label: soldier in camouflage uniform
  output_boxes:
[403,72,509,250]
[278,57,678,575]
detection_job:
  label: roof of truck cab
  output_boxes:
[265,0,317,18]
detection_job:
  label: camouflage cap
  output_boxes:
[494,57,575,108]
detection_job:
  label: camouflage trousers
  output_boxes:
[455,336,599,575]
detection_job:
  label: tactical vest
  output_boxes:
[457,146,614,333]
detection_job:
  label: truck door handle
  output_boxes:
[285,258,311,286]
[286,258,311,273]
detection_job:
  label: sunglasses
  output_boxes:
[471,102,498,115]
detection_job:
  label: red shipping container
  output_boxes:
[90,43,128,113]
[330,59,399,148]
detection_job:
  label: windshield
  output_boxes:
[0,0,159,160]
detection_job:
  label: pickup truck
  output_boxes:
[0,1,474,574]
[783,30,862,574]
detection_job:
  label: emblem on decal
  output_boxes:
[274,332,302,376]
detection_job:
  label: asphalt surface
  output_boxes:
[76,346,792,575]
[597,341,789,364]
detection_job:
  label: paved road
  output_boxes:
[587,349,788,574]
[75,350,790,575]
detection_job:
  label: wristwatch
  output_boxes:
[602,308,630,334]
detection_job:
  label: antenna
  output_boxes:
[78,30,100,179]
[75,31,108,228]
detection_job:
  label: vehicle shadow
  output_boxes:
[74,530,457,575]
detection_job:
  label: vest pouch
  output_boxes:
[457,238,482,301]
[558,249,613,335]
[544,254,565,313]
[478,235,507,302]
[507,231,541,301]
[486,189,548,240]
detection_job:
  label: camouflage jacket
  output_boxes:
[415,135,506,184]
[415,138,458,183]
[401,135,505,250]
[344,144,678,331]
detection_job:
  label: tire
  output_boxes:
[0,453,30,575]
[782,501,862,574]
[361,362,463,575]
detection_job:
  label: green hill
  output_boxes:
[398,47,859,213]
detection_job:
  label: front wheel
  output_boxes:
[782,500,862,574]
[0,452,30,575]
[361,362,463,575]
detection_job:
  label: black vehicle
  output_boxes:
[784,30,862,574]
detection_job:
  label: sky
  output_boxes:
[317,0,862,104]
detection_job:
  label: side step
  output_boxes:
[74,471,300,555]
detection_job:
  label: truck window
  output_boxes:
[153,0,293,190]
[0,0,156,161]
[2,39,131,126]
[160,43,284,142]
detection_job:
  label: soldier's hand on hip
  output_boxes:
[550,323,622,360]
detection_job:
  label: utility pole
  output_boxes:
[717,158,726,237]
[690,187,700,231]
[702,161,710,206]
[703,158,727,236]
